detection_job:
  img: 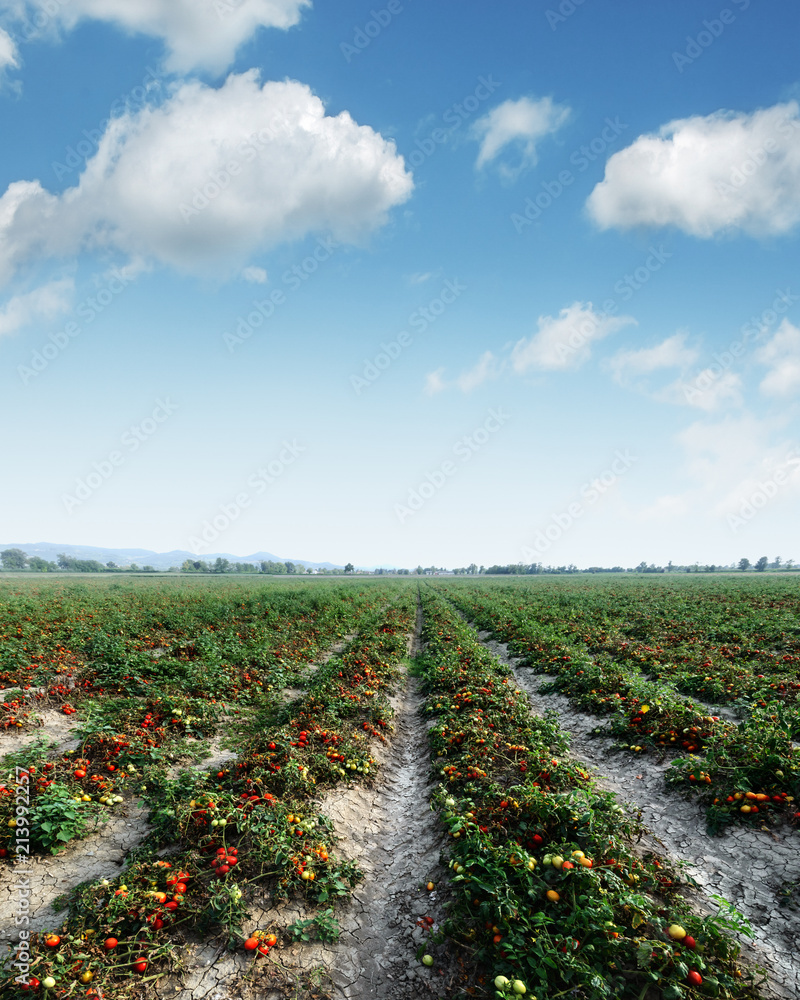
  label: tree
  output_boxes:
[1,548,28,570]
[260,560,286,574]
[738,558,750,571]
[213,558,230,574]
[28,556,55,572]
[344,563,354,573]
[755,556,768,572]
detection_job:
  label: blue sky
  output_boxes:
[1,0,799,569]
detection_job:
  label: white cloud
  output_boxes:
[587,102,800,237]
[609,332,698,385]
[675,415,800,513]
[456,351,498,392]
[423,368,446,396]
[0,277,73,338]
[511,302,635,373]
[0,72,413,284]
[0,26,18,69]
[660,370,743,412]
[8,0,310,73]
[609,332,743,411]
[242,265,268,284]
[472,96,570,179]
[757,319,800,397]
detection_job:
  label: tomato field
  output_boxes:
[0,574,798,1000]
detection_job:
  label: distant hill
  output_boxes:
[0,542,343,572]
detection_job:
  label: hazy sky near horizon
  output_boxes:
[1,0,798,568]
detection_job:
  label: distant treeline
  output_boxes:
[1,549,794,576]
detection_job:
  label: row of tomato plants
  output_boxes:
[0,577,396,730]
[443,577,800,709]
[417,586,759,1000]
[434,582,800,835]
[1,587,417,997]
[0,579,401,858]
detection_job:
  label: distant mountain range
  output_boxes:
[0,542,344,572]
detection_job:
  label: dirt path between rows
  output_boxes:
[478,631,800,1000]
[0,803,151,943]
[0,634,364,963]
[158,602,477,1000]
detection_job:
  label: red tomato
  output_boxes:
[133,958,148,974]
[684,936,696,950]
[687,971,703,987]
[244,937,259,951]
[44,933,61,948]
[104,937,118,950]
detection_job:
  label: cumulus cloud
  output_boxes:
[609,332,698,385]
[472,96,570,179]
[0,72,413,284]
[0,26,18,69]
[7,0,310,73]
[0,277,73,337]
[511,302,635,373]
[757,319,800,397]
[587,102,800,237]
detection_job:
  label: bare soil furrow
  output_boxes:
[478,631,800,1000]
[0,709,82,758]
[160,604,469,1000]
[0,803,150,942]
